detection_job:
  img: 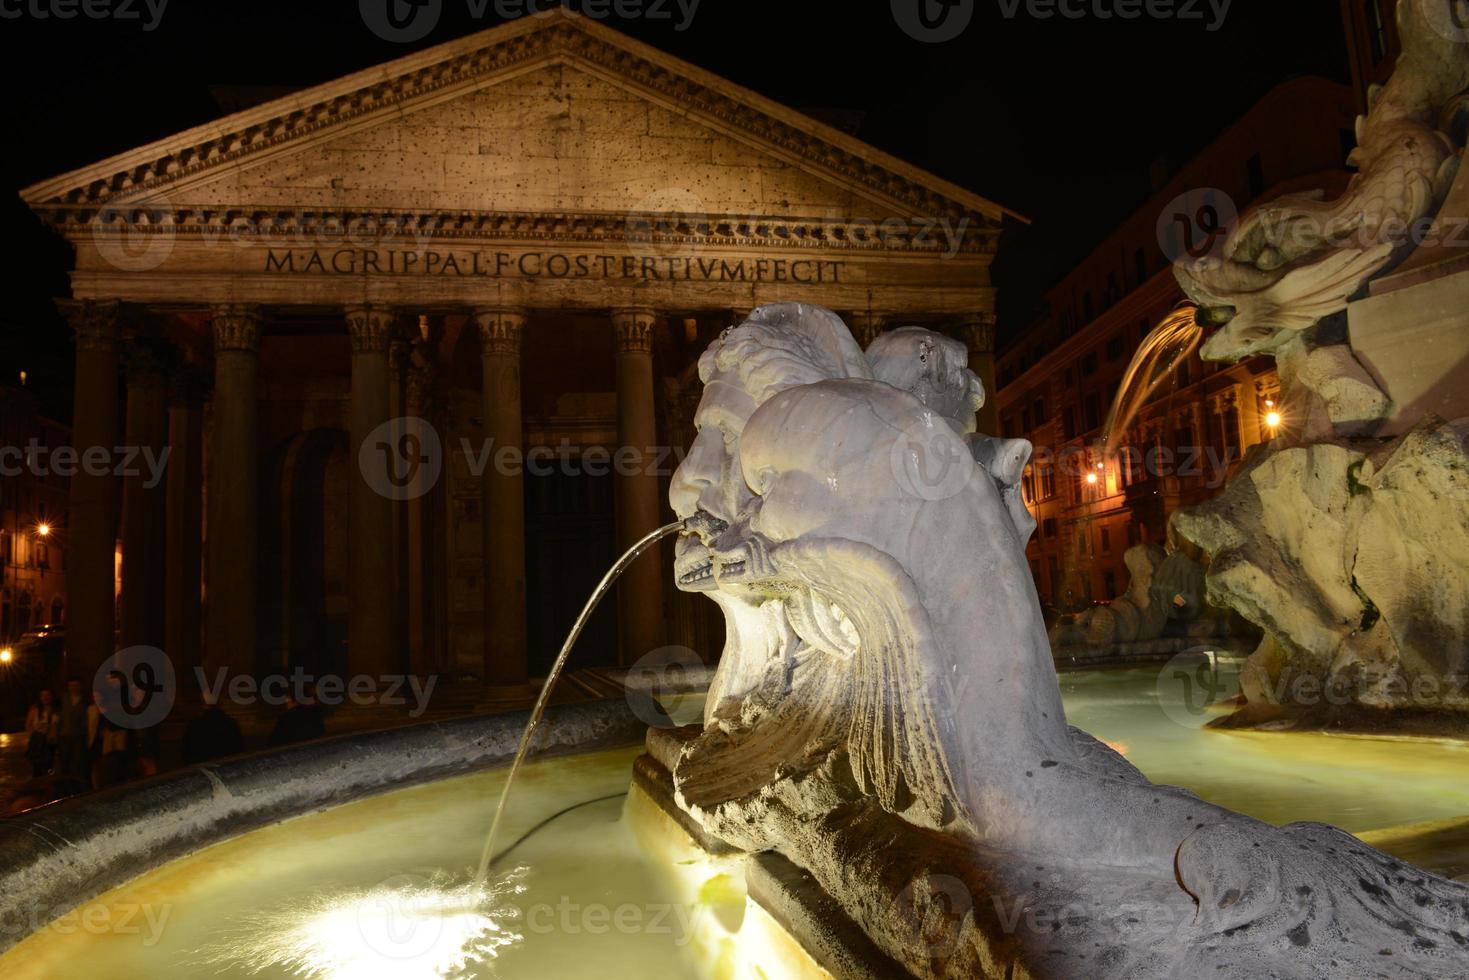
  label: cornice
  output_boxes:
[31,205,999,256]
[21,11,1016,235]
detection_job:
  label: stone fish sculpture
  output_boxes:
[665,303,1469,978]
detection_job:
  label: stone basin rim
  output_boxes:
[0,697,647,956]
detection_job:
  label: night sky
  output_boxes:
[0,0,1348,418]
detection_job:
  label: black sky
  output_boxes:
[0,0,1348,418]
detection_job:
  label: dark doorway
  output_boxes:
[260,429,350,678]
[525,462,618,677]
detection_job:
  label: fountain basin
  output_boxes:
[2,670,1466,978]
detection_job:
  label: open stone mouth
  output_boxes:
[678,561,714,586]
[676,556,746,586]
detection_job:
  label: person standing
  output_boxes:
[24,689,59,777]
[54,676,90,783]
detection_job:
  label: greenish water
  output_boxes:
[1059,659,1469,832]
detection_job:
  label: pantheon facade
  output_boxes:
[22,10,1014,691]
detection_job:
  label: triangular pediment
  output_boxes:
[21,8,1020,239]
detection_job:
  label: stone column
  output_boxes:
[612,308,665,665]
[204,305,261,677]
[405,348,438,676]
[164,370,205,677]
[848,311,887,351]
[60,300,121,679]
[473,308,528,690]
[389,334,411,674]
[345,305,396,678]
[119,340,170,651]
[957,314,999,436]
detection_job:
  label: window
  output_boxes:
[1062,406,1077,440]
[1103,569,1118,598]
[1081,352,1099,376]
[1038,463,1056,500]
[1084,393,1102,431]
[1043,517,1058,539]
[1064,367,1076,388]
[1104,272,1120,305]
[1100,527,1111,553]
[1032,397,1046,423]
[1222,404,1241,457]
[1134,248,1148,287]
[1020,407,1032,432]
[1247,152,1265,199]
[1082,292,1094,322]
[1177,358,1191,386]
[1106,335,1125,362]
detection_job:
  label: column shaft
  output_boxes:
[164,373,205,677]
[204,306,260,677]
[119,342,169,650]
[61,301,121,680]
[474,309,528,689]
[613,308,665,665]
[346,306,396,678]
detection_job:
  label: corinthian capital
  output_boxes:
[344,304,397,353]
[58,299,122,352]
[210,304,262,352]
[472,308,526,357]
[611,307,656,354]
[955,313,997,355]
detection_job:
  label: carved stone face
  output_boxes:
[669,377,758,592]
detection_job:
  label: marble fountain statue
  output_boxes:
[638,299,1469,978]
[1171,0,1469,731]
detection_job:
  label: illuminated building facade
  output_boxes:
[0,384,69,641]
[22,11,1013,686]
[995,77,1357,611]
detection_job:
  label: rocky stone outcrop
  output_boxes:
[1048,544,1232,650]
[1174,416,1469,724]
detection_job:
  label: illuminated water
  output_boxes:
[4,662,1467,978]
[0,747,698,980]
[1060,659,1469,832]
[477,521,684,883]
[1101,303,1203,457]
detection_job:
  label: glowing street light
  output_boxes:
[1265,411,1282,429]
[35,523,50,538]
[0,649,12,665]
[1085,472,1099,486]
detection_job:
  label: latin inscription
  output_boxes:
[263,248,844,283]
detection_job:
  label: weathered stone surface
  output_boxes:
[665,302,1469,977]
[1048,543,1229,650]
[1175,416,1469,721]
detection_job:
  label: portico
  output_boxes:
[22,9,1015,688]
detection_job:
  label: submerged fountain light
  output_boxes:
[193,870,527,980]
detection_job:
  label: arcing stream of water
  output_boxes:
[475,520,688,885]
[1100,303,1204,456]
